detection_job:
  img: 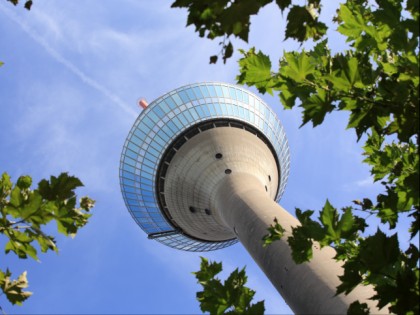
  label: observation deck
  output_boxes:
[119,82,290,251]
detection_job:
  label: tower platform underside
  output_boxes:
[157,122,279,242]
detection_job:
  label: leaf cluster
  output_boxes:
[6,0,33,10]
[0,172,95,306]
[194,257,265,315]
[171,0,326,63]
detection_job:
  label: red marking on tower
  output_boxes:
[139,99,148,109]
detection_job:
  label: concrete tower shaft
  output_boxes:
[215,173,386,314]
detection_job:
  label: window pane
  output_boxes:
[172,93,183,105]
[193,86,203,99]
[164,97,177,109]
[178,90,189,103]
[186,88,196,100]
[207,85,217,97]
[215,85,223,97]
[153,105,165,118]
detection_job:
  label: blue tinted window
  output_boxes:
[123,185,136,194]
[165,97,177,109]
[124,148,137,160]
[138,121,150,133]
[158,131,170,142]
[124,156,136,167]
[172,117,183,129]
[142,158,155,169]
[201,104,210,116]
[200,85,210,98]
[229,87,237,100]
[236,89,243,102]
[215,85,223,97]
[143,116,154,128]
[220,103,228,115]
[127,199,138,206]
[125,192,137,200]
[186,88,196,100]
[172,93,183,105]
[162,125,174,138]
[122,170,135,180]
[154,135,166,147]
[141,172,153,180]
[147,146,159,158]
[150,141,162,152]
[196,105,204,116]
[207,85,217,97]
[159,101,171,113]
[123,164,135,173]
[167,121,178,133]
[142,190,154,197]
[244,109,250,120]
[153,105,165,118]
[214,103,222,115]
[193,86,203,99]
[178,90,189,103]
[130,135,142,146]
[178,113,188,125]
[148,111,159,123]
[221,86,229,97]
[232,104,239,116]
[134,128,146,139]
[243,92,249,104]
[183,110,194,122]
[127,142,139,152]
[144,152,157,163]
[122,178,135,187]
[208,104,216,116]
[188,107,199,120]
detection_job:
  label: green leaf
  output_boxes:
[301,88,335,127]
[281,51,315,82]
[237,48,273,94]
[347,301,370,315]
[275,0,291,12]
[263,217,285,247]
[285,5,327,42]
[194,257,264,314]
[0,270,32,305]
[38,172,83,201]
[359,229,399,273]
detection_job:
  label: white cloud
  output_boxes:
[0,3,137,118]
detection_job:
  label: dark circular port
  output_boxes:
[205,209,211,215]
[189,206,196,213]
[265,185,268,191]
[225,169,232,174]
[215,153,223,159]
[268,175,271,182]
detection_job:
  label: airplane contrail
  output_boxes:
[0,3,138,118]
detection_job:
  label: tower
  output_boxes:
[120,82,385,314]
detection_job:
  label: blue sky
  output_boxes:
[0,1,414,314]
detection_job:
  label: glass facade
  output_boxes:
[120,82,290,251]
